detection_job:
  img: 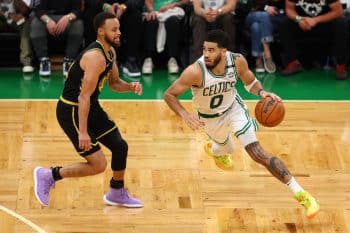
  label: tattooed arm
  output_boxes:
[245,142,292,183]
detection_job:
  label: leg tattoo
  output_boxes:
[245,142,291,183]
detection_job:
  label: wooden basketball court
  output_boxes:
[0,100,349,233]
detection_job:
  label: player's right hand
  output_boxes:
[79,132,92,151]
[182,112,204,130]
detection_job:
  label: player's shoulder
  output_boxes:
[177,62,203,87]
[230,52,248,68]
[182,62,203,78]
[83,49,105,64]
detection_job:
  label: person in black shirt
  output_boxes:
[33,12,144,208]
[280,0,348,80]
[30,0,84,76]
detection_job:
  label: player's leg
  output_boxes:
[34,101,106,206]
[239,127,320,219]
[204,135,234,170]
[33,149,106,206]
[202,114,235,170]
[98,129,143,207]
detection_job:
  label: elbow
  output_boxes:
[78,94,90,103]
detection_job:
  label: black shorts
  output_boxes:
[56,99,117,156]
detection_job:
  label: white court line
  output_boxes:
[0,99,350,102]
[0,205,47,233]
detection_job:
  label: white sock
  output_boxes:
[287,177,304,194]
[211,143,221,157]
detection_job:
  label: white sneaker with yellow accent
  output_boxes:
[204,141,233,170]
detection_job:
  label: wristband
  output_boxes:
[42,15,51,24]
[295,15,303,23]
[264,5,269,11]
[258,89,265,97]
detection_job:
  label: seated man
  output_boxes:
[280,0,348,80]
[191,0,236,63]
[142,0,189,74]
[30,0,84,76]
[0,0,37,73]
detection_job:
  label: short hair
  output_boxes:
[93,12,116,33]
[205,30,229,49]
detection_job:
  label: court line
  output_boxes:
[0,204,47,233]
[1,99,350,102]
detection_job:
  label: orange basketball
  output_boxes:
[255,96,285,127]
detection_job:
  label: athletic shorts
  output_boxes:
[199,94,259,146]
[56,97,117,156]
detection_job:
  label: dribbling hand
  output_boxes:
[79,132,92,151]
[182,112,204,130]
[260,90,281,101]
[130,82,142,95]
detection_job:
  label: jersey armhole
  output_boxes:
[194,61,206,88]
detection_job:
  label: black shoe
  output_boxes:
[122,58,141,77]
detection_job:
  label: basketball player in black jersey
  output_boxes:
[33,12,143,207]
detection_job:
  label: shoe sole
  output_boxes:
[39,72,51,76]
[204,143,233,170]
[122,67,141,77]
[33,166,48,206]
[103,195,143,208]
[307,207,320,219]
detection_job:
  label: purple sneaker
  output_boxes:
[33,167,55,206]
[103,187,143,208]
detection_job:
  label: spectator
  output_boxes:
[142,0,188,74]
[30,0,83,76]
[0,0,37,73]
[245,0,284,73]
[280,0,348,80]
[191,0,237,62]
[84,0,144,77]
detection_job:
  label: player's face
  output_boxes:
[103,18,121,47]
[203,42,225,69]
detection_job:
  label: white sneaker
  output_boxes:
[167,57,179,74]
[142,57,153,74]
[22,65,34,73]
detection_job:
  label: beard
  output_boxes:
[205,55,221,69]
[105,35,120,48]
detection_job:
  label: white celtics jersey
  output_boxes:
[191,51,239,116]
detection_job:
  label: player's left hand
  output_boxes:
[260,91,281,101]
[130,82,142,95]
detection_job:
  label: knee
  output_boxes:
[30,17,46,38]
[69,19,84,36]
[92,157,107,174]
[251,22,260,33]
[245,141,270,165]
[166,16,181,26]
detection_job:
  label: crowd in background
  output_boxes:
[0,0,349,80]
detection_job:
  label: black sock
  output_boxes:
[110,178,124,189]
[51,166,63,181]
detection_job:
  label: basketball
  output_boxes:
[255,96,285,127]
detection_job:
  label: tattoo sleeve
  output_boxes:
[245,142,291,183]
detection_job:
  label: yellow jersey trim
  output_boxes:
[60,96,78,106]
[96,125,117,140]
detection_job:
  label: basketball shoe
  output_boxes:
[33,167,55,206]
[294,190,320,219]
[204,141,233,170]
[103,187,143,208]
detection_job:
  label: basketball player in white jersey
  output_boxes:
[164,30,319,219]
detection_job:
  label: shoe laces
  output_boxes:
[168,58,177,67]
[216,155,230,164]
[120,188,130,198]
[295,192,311,208]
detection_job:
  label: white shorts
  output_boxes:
[200,95,258,147]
